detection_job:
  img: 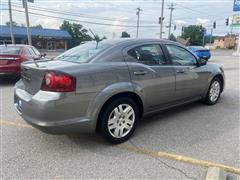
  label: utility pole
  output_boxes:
[209,29,213,50]
[160,0,164,39]
[23,0,32,45]
[136,7,142,38]
[8,0,15,44]
[168,3,176,39]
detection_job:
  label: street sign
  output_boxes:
[231,14,240,26]
[233,0,240,11]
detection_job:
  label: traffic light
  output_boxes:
[159,17,165,24]
[226,18,229,26]
[213,21,216,29]
[174,25,177,30]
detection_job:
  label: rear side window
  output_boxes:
[127,44,166,65]
[0,46,21,55]
[27,47,37,56]
[31,47,41,56]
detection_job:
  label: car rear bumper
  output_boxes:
[0,64,21,75]
[14,80,96,134]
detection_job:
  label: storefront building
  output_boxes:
[0,25,71,51]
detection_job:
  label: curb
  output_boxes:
[206,167,226,180]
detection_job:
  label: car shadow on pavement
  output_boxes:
[0,77,19,87]
[66,101,204,147]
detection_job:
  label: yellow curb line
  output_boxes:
[1,119,240,175]
[0,120,33,129]
[118,144,240,175]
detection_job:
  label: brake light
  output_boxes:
[17,55,25,62]
[41,71,76,92]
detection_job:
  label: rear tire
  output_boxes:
[204,77,222,105]
[99,97,139,144]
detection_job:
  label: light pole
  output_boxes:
[8,0,15,44]
[160,0,164,39]
[23,0,32,45]
[136,7,142,38]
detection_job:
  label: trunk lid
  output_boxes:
[21,60,78,95]
[0,54,21,65]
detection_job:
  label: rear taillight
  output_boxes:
[41,71,76,92]
[18,55,25,62]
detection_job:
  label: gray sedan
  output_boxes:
[14,39,225,143]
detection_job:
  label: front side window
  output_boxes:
[128,44,166,65]
[166,44,197,66]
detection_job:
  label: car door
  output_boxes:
[123,43,176,111]
[164,44,208,101]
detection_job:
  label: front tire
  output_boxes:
[99,97,139,144]
[204,77,222,105]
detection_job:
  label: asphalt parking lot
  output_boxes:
[0,50,239,179]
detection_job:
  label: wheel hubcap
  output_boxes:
[107,104,135,138]
[209,81,220,102]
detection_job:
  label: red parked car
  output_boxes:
[0,44,45,77]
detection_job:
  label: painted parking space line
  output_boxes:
[118,144,240,175]
[0,120,33,129]
[1,119,240,175]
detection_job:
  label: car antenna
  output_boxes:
[32,58,39,67]
[89,29,99,49]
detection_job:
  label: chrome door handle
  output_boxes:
[134,70,148,75]
[176,69,186,74]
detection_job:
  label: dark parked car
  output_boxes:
[187,46,211,60]
[14,39,225,143]
[0,44,45,77]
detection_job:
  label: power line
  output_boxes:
[1,2,159,24]
[10,9,161,28]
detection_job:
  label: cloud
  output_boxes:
[196,18,210,26]
[174,20,187,26]
[35,18,61,29]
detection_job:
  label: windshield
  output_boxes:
[0,46,21,55]
[55,42,110,63]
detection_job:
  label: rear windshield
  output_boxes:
[0,46,21,55]
[55,41,110,63]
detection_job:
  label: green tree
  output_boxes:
[60,20,92,48]
[169,33,176,41]
[181,25,206,46]
[121,31,130,38]
[6,21,18,26]
[32,24,43,29]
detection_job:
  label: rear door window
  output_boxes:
[127,44,167,65]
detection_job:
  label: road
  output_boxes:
[0,50,239,179]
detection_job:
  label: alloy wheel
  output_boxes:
[107,104,135,138]
[209,81,221,102]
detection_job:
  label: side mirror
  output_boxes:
[40,53,46,58]
[197,58,207,66]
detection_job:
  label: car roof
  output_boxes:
[101,38,179,45]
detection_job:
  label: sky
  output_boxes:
[0,0,239,39]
